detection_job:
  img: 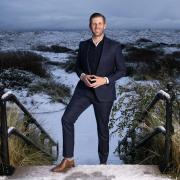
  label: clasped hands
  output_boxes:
[81,74,107,88]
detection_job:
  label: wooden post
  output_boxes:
[0,83,15,175]
[159,82,175,172]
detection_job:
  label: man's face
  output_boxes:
[89,17,106,37]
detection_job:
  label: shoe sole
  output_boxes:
[50,165,75,173]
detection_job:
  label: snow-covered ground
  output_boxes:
[1,29,180,51]
[0,165,173,180]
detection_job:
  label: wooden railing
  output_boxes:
[117,82,176,173]
[0,84,59,176]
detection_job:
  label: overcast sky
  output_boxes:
[0,0,180,30]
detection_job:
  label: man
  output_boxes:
[51,12,126,173]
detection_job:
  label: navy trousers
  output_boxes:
[61,87,114,164]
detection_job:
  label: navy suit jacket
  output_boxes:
[74,34,126,102]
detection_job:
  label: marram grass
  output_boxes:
[133,86,180,178]
[171,127,180,176]
[6,105,54,167]
[136,89,179,178]
[9,135,53,166]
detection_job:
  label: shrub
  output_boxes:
[0,50,49,77]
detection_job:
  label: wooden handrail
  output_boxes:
[0,84,59,175]
[117,82,176,173]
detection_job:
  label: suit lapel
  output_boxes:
[86,35,109,75]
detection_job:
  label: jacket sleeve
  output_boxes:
[106,43,126,84]
[75,41,84,79]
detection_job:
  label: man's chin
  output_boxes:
[93,32,104,36]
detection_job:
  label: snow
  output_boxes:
[8,127,15,134]
[0,165,173,180]
[158,90,171,100]
[116,76,133,86]
[49,67,77,90]
[1,90,13,100]
[31,50,70,63]
[163,47,180,54]
[1,29,180,52]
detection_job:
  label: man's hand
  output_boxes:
[81,74,107,88]
[90,75,107,88]
[81,74,95,87]
[89,75,107,88]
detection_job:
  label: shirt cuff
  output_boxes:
[80,73,86,80]
[104,77,109,84]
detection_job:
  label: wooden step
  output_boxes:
[1,165,173,180]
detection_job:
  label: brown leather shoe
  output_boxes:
[50,158,75,173]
